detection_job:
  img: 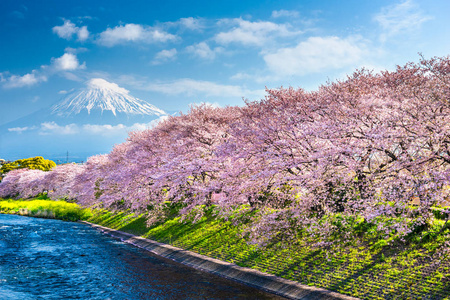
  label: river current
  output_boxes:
[0,214,282,300]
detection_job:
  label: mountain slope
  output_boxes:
[51,78,166,117]
[0,78,169,161]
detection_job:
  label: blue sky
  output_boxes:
[1,0,449,125]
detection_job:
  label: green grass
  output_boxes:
[2,197,450,299]
[85,206,450,299]
[0,197,92,221]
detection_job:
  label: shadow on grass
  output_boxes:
[118,217,149,236]
[86,208,450,299]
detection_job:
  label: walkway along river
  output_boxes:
[0,214,283,299]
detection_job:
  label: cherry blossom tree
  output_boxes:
[0,168,47,199]
[43,163,85,201]
[1,55,449,247]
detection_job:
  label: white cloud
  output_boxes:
[271,10,300,18]
[215,18,301,46]
[39,122,79,135]
[123,117,169,132]
[263,36,367,76]
[97,23,177,47]
[186,42,223,60]
[64,47,88,54]
[117,75,265,99]
[230,71,277,84]
[82,123,126,135]
[374,0,432,43]
[145,78,264,98]
[230,72,252,80]
[1,52,85,89]
[53,20,78,39]
[51,53,86,71]
[2,70,47,88]
[189,101,221,108]
[152,48,177,65]
[52,20,90,41]
[83,122,161,135]
[177,17,204,31]
[77,26,89,41]
[39,119,168,136]
[58,88,75,94]
[8,126,36,133]
[164,17,204,31]
[17,118,170,137]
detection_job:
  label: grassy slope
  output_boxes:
[0,197,91,221]
[86,207,450,299]
[1,198,450,299]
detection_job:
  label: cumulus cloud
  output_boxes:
[263,36,367,76]
[1,52,86,89]
[215,18,301,46]
[179,17,203,30]
[77,26,89,41]
[170,17,204,31]
[82,117,168,135]
[39,122,79,135]
[186,42,223,60]
[6,117,169,137]
[24,119,169,137]
[82,124,126,135]
[51,53,86,71]
[97,23,177,46]
[374,0,432,42]
[152,48,177,65]
[1,70,47,88]
[52,20,90,41]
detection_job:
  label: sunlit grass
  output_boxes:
[85,205,450,299]
[0,197,92,221]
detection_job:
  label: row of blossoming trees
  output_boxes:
[1,56,449,245]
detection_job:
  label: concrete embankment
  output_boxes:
[81,221,359,300]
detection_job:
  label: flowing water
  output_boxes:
[0,214,283,300]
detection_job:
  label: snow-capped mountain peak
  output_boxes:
[87,78,129,94]
[51,78,166,117]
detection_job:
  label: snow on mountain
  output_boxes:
[51,78,166,117]
[0,78,171,161]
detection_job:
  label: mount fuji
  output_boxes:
[0,78,169,162]
[50,78,166,124]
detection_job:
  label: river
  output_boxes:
[0,214,283,300]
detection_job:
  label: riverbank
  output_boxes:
[1,198,450,299]
[83,221,356,300]
[0,197,90,221]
